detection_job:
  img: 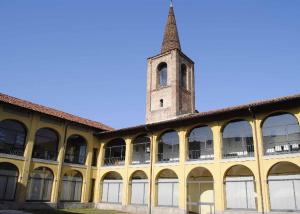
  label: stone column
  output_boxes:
[178,129,187,210]
[150,134,158,209]
[211,124,225,213]
[82,132,94,203]
[122,137,132,206]
[17,113,39,203]
[253,116,269,213]
[51,122,68,204]
[250,119,265,213]
[95,143,105,203]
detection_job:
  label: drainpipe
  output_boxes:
[249,107,265,214]
[145,125,153,214]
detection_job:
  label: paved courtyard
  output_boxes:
[0,209,128,214]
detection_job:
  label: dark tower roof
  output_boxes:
[161,2,181,53]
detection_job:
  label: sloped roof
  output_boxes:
[161,4,181,53]
[96,93,300,139]
[0,93,113,131]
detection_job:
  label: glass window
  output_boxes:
[132,135,150,165]
[180,64,187,89]
[0,163,19,201]
[131,171,148,205]
[225,177,256,209]
[104,138,126,166]
[157,131,179,163]
[157,170,178,207]
[188,126,214,160]
[262,113,300,155]
[267,162,300,211]
[222,120,254,158]
[225,165,256,210]
[32,128,59,161]
[101,172,123,204]
[0,120,26,156]
[26,167,54,201]
[64,135,87,165]
[158,63,167,87]
[60,171,83,202]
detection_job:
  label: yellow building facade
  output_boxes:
[0,3,300,214]
[1,93,300,214]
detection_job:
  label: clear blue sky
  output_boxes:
[1,1,300,129]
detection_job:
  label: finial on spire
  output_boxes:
[161,1,181,53]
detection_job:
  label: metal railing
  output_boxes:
[104,156,125,166]
[64,153,86,165]
[32,150,57,161]
[263,124,300,155]
[188,149,214,160]
[222,144,254,159]
[157,152,179,163]
[0,147,24,156]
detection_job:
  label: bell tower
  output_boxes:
[146,2,195,123]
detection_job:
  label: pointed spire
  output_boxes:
[161,1,181,53]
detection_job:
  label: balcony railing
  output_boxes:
[131,155,150,165]
[157,152,179,163]
[32,150,57,161]
[188,149,214,161]
[0,146,24,156]
[104,156,125,166]
[223,144,254,159]
[64,153,86,165]
[264,140,300,155]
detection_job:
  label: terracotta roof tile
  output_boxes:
[97,93,300,138]
[161,4,181,53]
[0,93,113,131]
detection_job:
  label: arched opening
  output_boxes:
[132,135,151,165]
[130,170,148,205]
[104,138,126,166]
[267,162,300,211]
[158,62,168,87]
[262,113,300,155]
[222,120,254,159]
[224,165,256,210]
[32,128,59,161]
[101,172,123,204]
[0,162,19,201]
[180,64,187,89]
[187,126,214,161]
[156,169,179,207]
[0,119,27,156]
[26,167,54,201]
[60,170,83,202]
[157,130,179,163]
[64,135,87,165]
[187,167,214,214]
